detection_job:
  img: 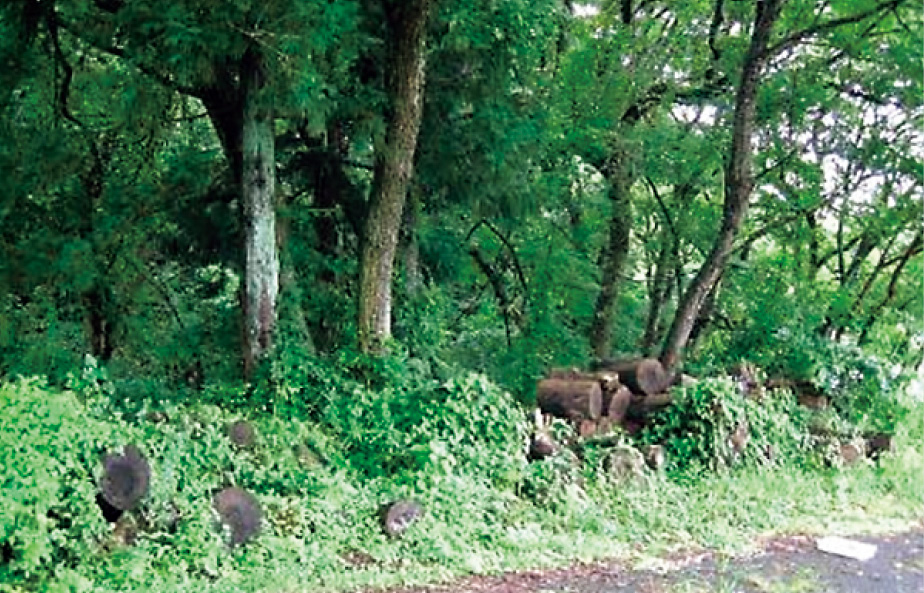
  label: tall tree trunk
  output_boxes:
[357,0,432,353]
[241,49,278,377]
[660,0,783,371]
[640,228,674,355]
[589,161,633,359]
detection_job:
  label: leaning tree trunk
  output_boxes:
[589,160,633,359]
[660,0,783,371]
[241,48,278,378]
[357,0,432,353]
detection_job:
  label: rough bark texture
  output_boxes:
[358,0,431,353]
[660,0,783,372]
[589,163,633,359]
[536,379,603,421]
[241,49,278,377]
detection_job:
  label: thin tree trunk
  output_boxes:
[660,0,783,371]
[241,49,278,377]
[641,230,673,355]
[589,161,633,359]
[358,0,432,353]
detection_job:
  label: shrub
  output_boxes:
[639,378,811,472]
[317,352,529,485]
[0,378,132,582]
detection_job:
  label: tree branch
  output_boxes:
[465,219,530,302]
[859,231,923,343]
[768,0,906,57]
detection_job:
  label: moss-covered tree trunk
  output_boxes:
[357,0,432,353]
[660,0,783,371]
[589,159,633,360]
[241,49,278,377]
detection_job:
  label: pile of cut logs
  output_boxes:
[535,357,676,438]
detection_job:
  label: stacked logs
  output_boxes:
[534,358,675,440]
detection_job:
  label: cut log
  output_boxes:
[536,379,602,421]
[595,358,671,396]
[864,433,893,460]
[642,444,666,471]
[602,386,632,424]
[839,441,865,465]
[549,369,621,393]
[528,433,558,461]
[380,499,423,537]
[798,393,829,410]
[603,446,647,483]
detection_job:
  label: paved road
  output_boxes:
[391,529,924,593]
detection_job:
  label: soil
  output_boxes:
[386,526,924,593]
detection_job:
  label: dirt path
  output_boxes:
[389,528,924,593]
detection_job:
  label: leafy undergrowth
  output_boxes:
[0,367,922,593]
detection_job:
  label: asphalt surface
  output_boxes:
[388,528,924,593]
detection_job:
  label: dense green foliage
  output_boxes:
[0,0,922,590]
[1,373,922,592]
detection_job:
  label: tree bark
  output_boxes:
[660,0,783,371]
[589,159,633,359]
[641,227,674,355]
[358,0,432,353]
[241,49,278,377]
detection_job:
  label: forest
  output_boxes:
[0,1,922,591]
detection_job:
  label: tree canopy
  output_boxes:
[0,0,920,390]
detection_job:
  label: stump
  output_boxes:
[864,433,894,460]
[603,446,647,483]
[528,433,558,461]
[214,487,262,547]
[536,379,602,421]
[380,500,424,537]
[642,444,666,471]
